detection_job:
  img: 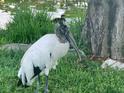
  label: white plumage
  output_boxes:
[18,34,69,86]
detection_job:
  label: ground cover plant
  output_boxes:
[0,50,124,93]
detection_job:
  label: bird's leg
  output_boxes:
[34,74,41,93]
[44,75,49,93]
[37,74,41,86]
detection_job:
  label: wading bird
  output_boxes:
[17,16,81,93]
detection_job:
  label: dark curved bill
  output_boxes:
[67,32,82,61]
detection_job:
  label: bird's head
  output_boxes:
[53,15,82,62]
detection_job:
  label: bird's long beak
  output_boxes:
[67,32,82,62]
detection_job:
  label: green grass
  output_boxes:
[65,8,86,18]
[4,7,54,44]
[0,50,124,93]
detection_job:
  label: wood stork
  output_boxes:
[17,16,81,93]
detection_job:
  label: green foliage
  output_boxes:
[65,8,85,18]
[69,17,91,55]
[36,1,55,11]
[4,0,20,3]
[0,50,124,93]
[0,30,7,44]
[5,7,54,44]
[69,18,83,43]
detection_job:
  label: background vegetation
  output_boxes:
[5,8,54,44]
[0,50,124,93]
[0,0,124,93]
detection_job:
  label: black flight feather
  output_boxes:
[17,74,29,88]
[31,64,46,79]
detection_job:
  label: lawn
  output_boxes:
[0,50,124,93]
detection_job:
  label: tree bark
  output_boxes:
[82,0,124,62]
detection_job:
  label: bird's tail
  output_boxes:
[17,67,29,88]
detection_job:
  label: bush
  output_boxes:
[6,7,54,44]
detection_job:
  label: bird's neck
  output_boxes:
[56,34,68,43]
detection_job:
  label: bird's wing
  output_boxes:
[31,64,46,80]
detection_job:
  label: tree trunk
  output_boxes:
[82,0,124,62]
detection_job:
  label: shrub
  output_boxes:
[6,7,54,44]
